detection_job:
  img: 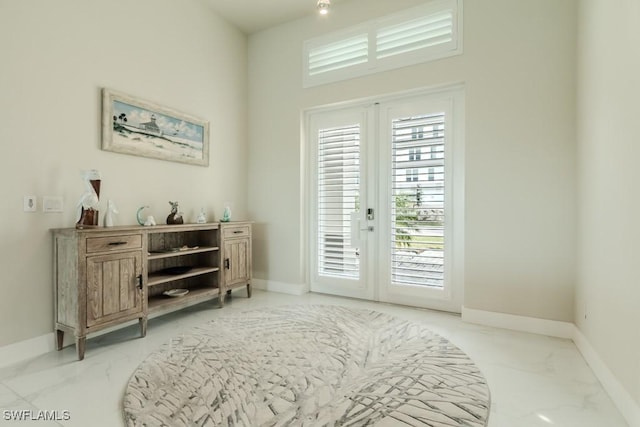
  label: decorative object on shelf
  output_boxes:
[136,206,148,226]
[102,88,210,167]
[104,200,118,227]
[163,289,189,298]
[166,201,184,225]
[196,208,207,224]
[76,169,101,229]
[137,206,156,226]
[221,204,231,222]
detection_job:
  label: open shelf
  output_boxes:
[148,287,220,313]
[146,225,222,315]
[148,267,219,287]
[148,246,219,260]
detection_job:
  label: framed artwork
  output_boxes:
[101,88,210,166]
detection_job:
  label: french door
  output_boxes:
[308,87,464,312]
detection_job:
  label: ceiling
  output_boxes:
[205,0,350,34]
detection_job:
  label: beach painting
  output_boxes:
[102,88,209,166]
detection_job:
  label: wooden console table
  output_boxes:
[52,222,252,360]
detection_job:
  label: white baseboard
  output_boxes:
[462,306,640,427]
[252,279,309,296]
[0,333,55,369]
[461,306,574,339]
[572,327,640,427]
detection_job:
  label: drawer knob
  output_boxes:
[108,241,128,246]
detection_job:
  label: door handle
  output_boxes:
[350,213,374,248]
[224,258,230,270]
[137,275,143,290]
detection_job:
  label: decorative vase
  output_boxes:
[104,200,117,227]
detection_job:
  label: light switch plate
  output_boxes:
[43,196,64,213]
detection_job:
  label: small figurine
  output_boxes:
[167,201,184,225]
[196,208,207,224]
[137,206,156,227]
[104,200,118,227]
[137,206,149,226]
[221,205,231,222]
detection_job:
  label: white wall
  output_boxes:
[0,0,248,347]
[576,0,640,407]
[248,0,577,321]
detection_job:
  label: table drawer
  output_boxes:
[86,234,142,253]
[222,225,250,239]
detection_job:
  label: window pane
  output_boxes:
[308,34,368,76]
[376,11,454,59]
[391,113,445,288]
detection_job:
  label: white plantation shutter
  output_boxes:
[391,113,446,288]
[303,0,461,87]
[308,34,369,76]
[376,10,454,59]
[317,124,361,279]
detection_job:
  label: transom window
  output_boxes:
[303,0,462,88]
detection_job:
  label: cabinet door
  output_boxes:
[223,238,250,287]
[86,251,143,328]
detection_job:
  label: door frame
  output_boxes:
[303,83,465,313]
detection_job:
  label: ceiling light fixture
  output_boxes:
[317,0,331,15]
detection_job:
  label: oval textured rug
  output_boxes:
[123,305,490,426]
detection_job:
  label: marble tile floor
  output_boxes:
[0,290,629,427]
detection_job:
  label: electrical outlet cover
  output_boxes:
[23,195,37,212]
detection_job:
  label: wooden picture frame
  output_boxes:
[101,88,210,166]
